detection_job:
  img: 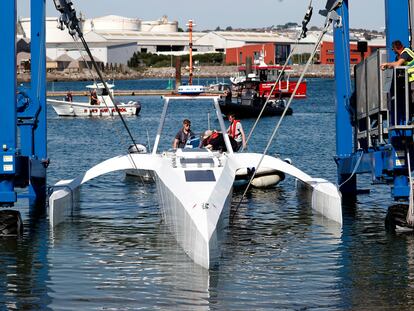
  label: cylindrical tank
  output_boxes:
[141,16,178,33]
[19,17,74,42]
[83,15,141,32]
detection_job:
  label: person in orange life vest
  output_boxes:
[200,130,237,152]
[227,113,246,151]
[173,119,195,149]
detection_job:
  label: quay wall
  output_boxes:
[17,65,354,82]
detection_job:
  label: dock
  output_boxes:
[47,90,226,97]
[47,90,175,97]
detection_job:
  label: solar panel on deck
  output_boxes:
[185,170,216,182]
[180,158,214,164]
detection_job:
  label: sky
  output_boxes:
[18,0,385,31]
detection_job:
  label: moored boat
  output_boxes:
[219,94,292,118]
[230,57,307,99]
[178,85,206,95]
[47,83,141,117]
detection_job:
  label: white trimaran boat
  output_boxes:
[49,94,342,269]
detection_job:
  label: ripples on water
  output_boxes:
[1,79,414,310]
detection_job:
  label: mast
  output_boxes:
[187,19,194,85]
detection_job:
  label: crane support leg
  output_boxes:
[0,0,48,209]
[0,1,17,206]
[333,0,356,195]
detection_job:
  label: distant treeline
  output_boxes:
[128,52,225,68]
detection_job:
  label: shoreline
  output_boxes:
[18,64,350,82]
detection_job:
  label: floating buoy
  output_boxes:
[128,144,148,154]
[126,144,153,181]
[235,167,285,188]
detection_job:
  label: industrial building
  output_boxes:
[17,15,308,69]
[17,14,386,70]
[226,42,292,65]
[319,37,386,64]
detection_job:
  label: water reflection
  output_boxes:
[5,78,414,309]
[211,182,344,309]
[46,176,214,310]
[0,204,52,310]
[337,197,414,309]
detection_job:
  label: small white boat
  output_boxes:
[178,85,206,95]
[49,95,342,269]
[47,83,141,117]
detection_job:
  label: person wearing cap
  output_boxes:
[201,129,237,152]
[173,119,195,149]
[200,130,215,148]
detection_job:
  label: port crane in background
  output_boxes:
[334,0,414,230]
[0,0,47,232]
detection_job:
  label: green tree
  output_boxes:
[128,52,225,68]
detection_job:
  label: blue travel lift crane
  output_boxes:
[334,0,414,230]
[0,0,48,234]
[0,0,135,235]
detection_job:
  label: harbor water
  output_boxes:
[1,78,414,310]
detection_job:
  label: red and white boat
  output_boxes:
[230,60,307,99]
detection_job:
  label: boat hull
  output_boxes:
[153,150,234,269]
[155,175,232,269]
[219,100,292,118]
[259,80,307,99]
[47,100,141,117]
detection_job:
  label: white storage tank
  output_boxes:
[141,16,178,33]
[19,17,75,42]
[83,15,141,32]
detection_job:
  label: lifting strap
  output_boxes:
[407,148,414,226]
